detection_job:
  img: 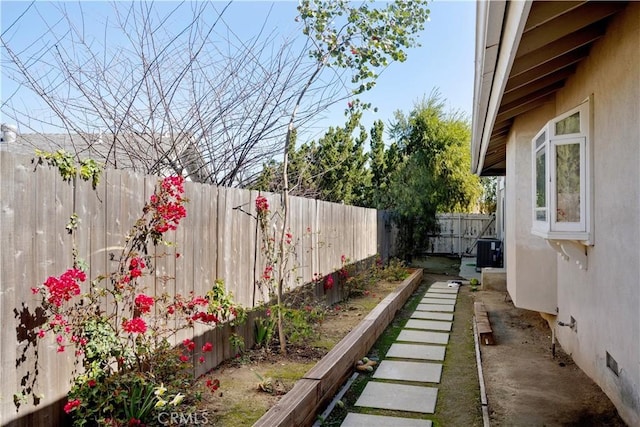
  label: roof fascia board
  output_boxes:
[473,0,532,175]
[472,0,506,173]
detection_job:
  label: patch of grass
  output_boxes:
[324,264,483,427]
[211,400,271,427]
[430,286,483,427]
[263,362,316,381]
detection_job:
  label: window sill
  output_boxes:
[531,228,592,245]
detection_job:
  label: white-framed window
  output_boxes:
[531,98,592,244]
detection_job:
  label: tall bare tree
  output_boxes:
[1,1,347,186]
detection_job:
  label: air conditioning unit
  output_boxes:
[476,239,502,272]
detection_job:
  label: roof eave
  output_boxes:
[472,1,532,175]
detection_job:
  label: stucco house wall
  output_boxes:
[504,4,639,424]
[552,5,640,424]
[505,102,558,314]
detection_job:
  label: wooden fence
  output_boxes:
[0,151,382,426]
[426,213,497,256]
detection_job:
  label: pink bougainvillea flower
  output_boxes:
[198,356,205,364]
[57,346,65,353]
[37,329,46,338]
[122,317,147,334]
[255,195,269,214]
[179,354,189,363]
[43,268,85,307]
[324,275,334,291]
[262,265,273,280]
[134,294,154,313]
[191,312,219,323]
[182,339,196,352]
[206,378,220,392]
[63,398,81,413]
[202,342,213,353]
[341,254,346,264]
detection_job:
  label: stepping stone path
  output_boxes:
[341,281,459,426]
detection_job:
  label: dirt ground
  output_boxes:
[476,289,627,426]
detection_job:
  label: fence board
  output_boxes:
[1,153,19,424]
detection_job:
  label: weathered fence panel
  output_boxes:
[0,151,384,426]
[426,213,496,256]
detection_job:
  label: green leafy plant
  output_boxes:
[255,312,277,349]
[380,258,410,281]
[35,149,103,189]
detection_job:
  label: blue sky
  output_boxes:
[1,1,475,140]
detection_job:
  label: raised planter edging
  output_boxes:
[253,268,424,427]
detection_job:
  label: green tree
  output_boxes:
[272,0,429,353]
[386,93,482,259]
[480,176,498,214]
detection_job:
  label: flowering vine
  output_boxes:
[28,175,245,426]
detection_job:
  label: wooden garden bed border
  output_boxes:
[254,268,424,427]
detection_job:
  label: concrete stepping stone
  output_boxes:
[411,311,454,321]
[421,297,455,305]
[430,281,459,288]
[424,292,458,299]
[373,360,442,383]
[354,381,438,414]
[397,329,449,345]
[405,319,452,332]
[342,413,432,427]
[387,343,446,361]
[426,287,458,294]
[416,303,455,312]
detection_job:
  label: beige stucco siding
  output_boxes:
[505,4,639,424]
[552,4,640,425]
[505,102,558,314]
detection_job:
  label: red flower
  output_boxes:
[122,318,147,334]
[43,268,85,307]
[57,346,65,353]
[198,356,205,364]
[134,294,154,313]
[285,232,293,245]
[202,342,213,353]
[255,195,269,214]
[63,398,81,413]
[183,339,196,352]
[87,379,96,388]
[262,265,273,280]
[324,275,334,291]
[37,329,46,338]
[206,379,220,392]
[179,354,190,363]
